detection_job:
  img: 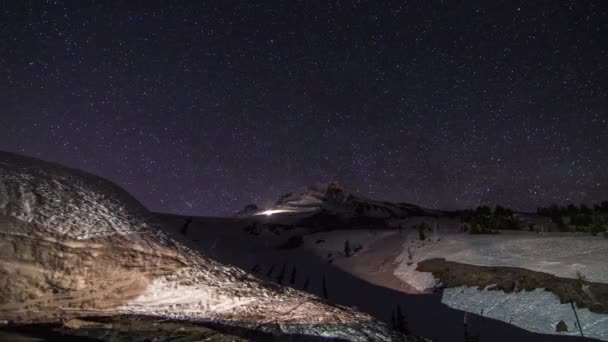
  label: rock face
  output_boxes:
[0,152,408,341]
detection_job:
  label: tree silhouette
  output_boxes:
[463,312,479,342]
[180,217,193,236]
[393,305,409,334]
[601,201,608,213]
[303,276,310,290]
[276,264,286,284]
[290,266,297,284]
[344,240,352,257]
[266,264,275,277]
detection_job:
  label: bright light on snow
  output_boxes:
[255,209,293,216]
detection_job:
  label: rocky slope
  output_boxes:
[0,151,414,342]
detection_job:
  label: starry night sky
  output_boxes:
[1,1,607,215]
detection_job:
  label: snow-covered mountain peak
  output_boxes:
[276,182,351,207]
[246,182,437,219]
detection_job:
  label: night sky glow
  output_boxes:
[1,1,607,215]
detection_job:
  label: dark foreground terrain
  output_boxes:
[0,315,352,342]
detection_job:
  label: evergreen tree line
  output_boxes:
[250,263,327,299]
[537,202,608,235]
[458,205,521,234]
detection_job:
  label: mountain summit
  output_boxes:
[245,182,439,219]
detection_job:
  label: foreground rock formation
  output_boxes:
[0,151,411,341]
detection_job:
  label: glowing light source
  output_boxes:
[254,209,293,216]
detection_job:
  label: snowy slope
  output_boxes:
[0,151,413,342]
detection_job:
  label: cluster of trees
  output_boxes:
[243,223,296,237]
[458,205,521,233]
[538,202,608,217]
[537,202,608,235]
[251,263,327,298]
[414,222,431,240]
[279,235,304,249]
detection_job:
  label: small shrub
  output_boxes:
[556,320,568,332]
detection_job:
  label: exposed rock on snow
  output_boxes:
[0,151,412,342]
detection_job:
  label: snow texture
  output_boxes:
[0,152,151,239]
[393,230,608,341]
[443,286,608,341]
[0,151,410,342]
[395,232,608,286]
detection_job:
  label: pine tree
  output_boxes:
[394,305,409,334]
[180,217,193,236]
[290,266,297,284]
[276,264,286,284]
[322,273,328,299]
[266,264,275,277]
[303,276,310,290]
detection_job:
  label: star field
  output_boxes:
[1,1,607,215]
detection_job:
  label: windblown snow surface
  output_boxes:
[395,231,608,340]
[0,151,414,342]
